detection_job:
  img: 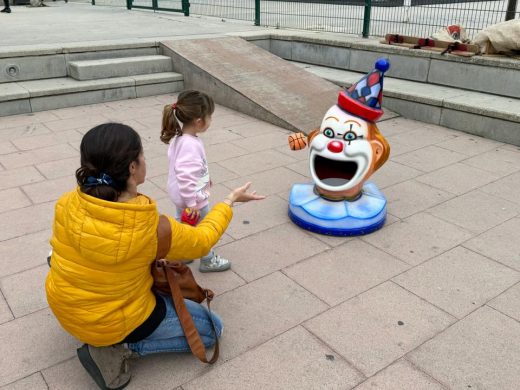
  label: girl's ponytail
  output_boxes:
[160,104,183,144]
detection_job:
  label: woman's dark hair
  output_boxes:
[160,90,215,144]
[76,123,143,201]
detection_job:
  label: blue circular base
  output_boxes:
[288,182,387,237]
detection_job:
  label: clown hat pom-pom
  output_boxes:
[375,58,390,73]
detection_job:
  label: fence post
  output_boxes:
[126,0,131,10]
[182,0,190,16]
[255,0,260,26]
[362,0,372,38]
[505,0,517,21]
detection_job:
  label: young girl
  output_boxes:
[161,90,230,273]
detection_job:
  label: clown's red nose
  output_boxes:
[327,140,343,153]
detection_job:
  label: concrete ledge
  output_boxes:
[0,72,184,116]
[68,55,173,80]
[239,31,520,98]
[0,55,67,83]
[296,62,520,145]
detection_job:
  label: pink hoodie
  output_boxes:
[167,134,210,210]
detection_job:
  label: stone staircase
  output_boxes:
[0,43,184,116]
[239,31,520,146]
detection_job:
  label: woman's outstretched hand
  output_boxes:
[225,182,266,205]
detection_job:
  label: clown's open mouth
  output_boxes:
[314,155,358,186]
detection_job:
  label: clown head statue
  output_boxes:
[287,59,391,236]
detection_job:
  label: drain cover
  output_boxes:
[6,64,19,77]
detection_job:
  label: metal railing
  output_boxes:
[91,0,519,39]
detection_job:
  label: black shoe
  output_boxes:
[77,344,132,390]
[1,8,11,13]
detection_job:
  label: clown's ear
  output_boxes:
[307,128,320,144]
[371,139,384,159]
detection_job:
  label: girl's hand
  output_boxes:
[225,182,266,205]
[186,208,200,220]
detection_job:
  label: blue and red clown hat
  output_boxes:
[338,58,390,122]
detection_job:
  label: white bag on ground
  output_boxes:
[474,19,520,54]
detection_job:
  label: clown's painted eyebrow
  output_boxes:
[325,116,339,122]
[344,119,361,126]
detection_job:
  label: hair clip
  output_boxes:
[84,173,114,187]
[171,103,177,110]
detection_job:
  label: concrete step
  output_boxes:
[294,62,520,146]
[68,55,173,81]
[0,72,183,116]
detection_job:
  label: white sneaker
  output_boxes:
[199,255,231,273]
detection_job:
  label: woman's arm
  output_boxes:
[163,203,232,261]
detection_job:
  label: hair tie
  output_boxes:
[171,102,177,110]
[84,173,114,187]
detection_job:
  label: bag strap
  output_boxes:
[163,265,219,364]
[156,215,172,260]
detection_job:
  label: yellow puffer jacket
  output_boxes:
[45,188,232,347]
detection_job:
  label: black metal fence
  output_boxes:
[95,0,519,39]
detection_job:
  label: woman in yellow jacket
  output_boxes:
[45,123,264,390]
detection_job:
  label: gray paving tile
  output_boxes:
[186,265,245,297]
[208,163,240,184]
[22,175,76,204]
[462,148,520,177]
[415,162,502,195]
[394,247,520,318]
[219,222,329,282]
[230,131,288,153]
[480,171,520,205]
[438,134,505,156]
[0,229,51,278]
[0,188,32,214]
[205,142,249,163]
[363,213,473,265]
[35,157,80,180]
[377,117,427,138]
[408,306,520,390]
[213,272,328,361]
[0,141,17,155]
[463,217,520,271]
[0,143,78,170]
[284,159,311,178]
[198,128,244,146]
[0,202,54,241]
[275,144,310,161]
[392,146,466,173]
[0,373,48,390]
[488,282,520,322]
[11,129,83,151]
[223,166,308,197]
[386,127,457,152]
[224,195,289,239]
[219,149,296,176]
[428,190,519,234]
[43,115,106,133]
[1,264,49,318]
[370,161,423,189]
[0,166,45,191]
[305,282,454,376]
[353,359,446,390]
[184,326,364,390]
[0,292,13,325]
[285,240,409,306]
[0,309,78,387]
[384,180,454,219]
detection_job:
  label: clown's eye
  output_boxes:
[344,131,358,141]
[323,128,335,138]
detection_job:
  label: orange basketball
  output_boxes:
[288,133,307,151]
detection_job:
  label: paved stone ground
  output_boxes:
[1,93,520,389]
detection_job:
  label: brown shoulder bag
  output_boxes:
[151,215,219,364]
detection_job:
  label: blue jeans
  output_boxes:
[127,294,223,356]
[175,204,214,262]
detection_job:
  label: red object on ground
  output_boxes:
[181,208,200,226]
